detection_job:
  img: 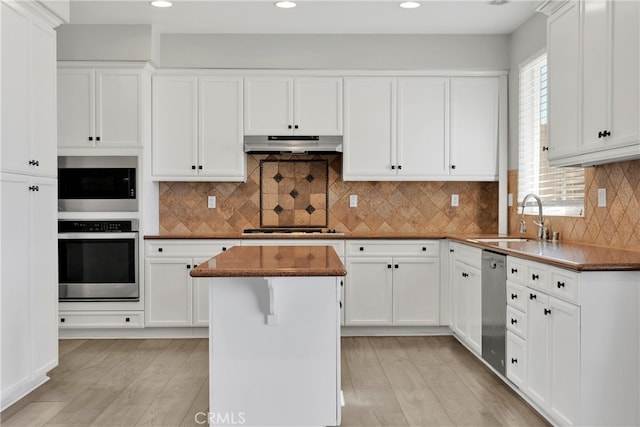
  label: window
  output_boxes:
[518,53,584,216]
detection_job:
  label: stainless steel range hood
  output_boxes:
[244,135,343,154]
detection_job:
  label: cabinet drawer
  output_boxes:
[450,242,482,268]
[507,281,527,312]
[526,262,550,291]
[549,267,580,304]
[506,330,526,389]
[244,239,345,257]
[507,257,527,284]
[59,311,144,329]
[347,241,439,257]
[146,241,239,257]
[506,306,527,339]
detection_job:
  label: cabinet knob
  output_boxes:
[288,125,292,129]
[391,165,396,170]
[544,308,551,315]
[222,247,227,251]
[192,165,196,170]
[359,247,364,251]
[511,293,517,300]
[557,281,565,288]
[60,318,66,323]
[294,125,299,129]
[394,264,399,269]
[531,273,539,281]
[451,164,456,170]
[511,318,517,325]
[187,264,191,269]
[387,264,392,269]
[529,293,537,300]
[398,165,402,170]
[125,317,130,323]
[450,249,454,253]
[422,247,427,251]
[89,136,93,141]
[511,358,518,364]
[158,248,163,252]
[511,268,518,274]
[198,165,203,170]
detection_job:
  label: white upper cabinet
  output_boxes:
[58,67,145,149]
[546,0,640,166]
[449,77,499,179]
[344,75,500,181]
[244,77,342,136]
[1,2,57,177]
[152,75,245,181]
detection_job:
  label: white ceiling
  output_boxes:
[67,0,542,34]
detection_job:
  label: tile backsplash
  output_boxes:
[159,154,499,235]
[508,159,640,250]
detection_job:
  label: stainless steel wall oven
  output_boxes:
[58,219,139,301]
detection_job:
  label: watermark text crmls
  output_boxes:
[194,411,246,425]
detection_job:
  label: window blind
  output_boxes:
[518,54,584,217]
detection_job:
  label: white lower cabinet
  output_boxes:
[505,255,639,426]
[144,241,239,327]
[449,243,482,354]
[345,241,440,327]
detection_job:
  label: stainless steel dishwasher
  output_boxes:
[481,250,506,375]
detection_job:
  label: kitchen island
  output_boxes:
[190,245,346,427]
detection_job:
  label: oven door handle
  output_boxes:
[58,232,139,240]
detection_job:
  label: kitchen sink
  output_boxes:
[469,238,530,243]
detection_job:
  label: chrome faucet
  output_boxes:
[520,193,545,239]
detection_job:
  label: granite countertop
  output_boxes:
[147,232,640,272]
[190,245,347,278]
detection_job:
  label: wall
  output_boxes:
[509,159,640,250]
[159,34,510,70]
[507,12,547,169]
[159,155,499,235]
[56,24,153,61]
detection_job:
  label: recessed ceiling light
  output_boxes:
[275,1,297,8]
[399,1,421,9]
[150,0,172,7]
[488,0,509,5]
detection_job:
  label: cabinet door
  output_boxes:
[199,77,245,180]
[548,297,580,426]
[29,177,58,377]
[581,0,610,152]
[244,77,293,135]
[345,257,393,325]
[1,2,30,174]
[343,77,396,180]
[608,0,639,149]
[192,257,211,327]
[152,76,198,177]
[449,77,498,179]
[294,77,343,135]
[145,258,193,327]
[57,69,95,148]
[95,70,142,147]
[397,77,448,178]
[526,290,550,409]
[547,1,580,160]
[29,19,57,177]
[393,257,439,325]
[0,174,31,397]
[452,261,468,339]
[506,330,526,390]
[466,265,482,355]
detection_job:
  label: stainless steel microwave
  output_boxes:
[58,156,138,212]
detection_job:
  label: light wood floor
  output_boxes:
[1,336,548,427]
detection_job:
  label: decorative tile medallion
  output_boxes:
[260,159,329,228]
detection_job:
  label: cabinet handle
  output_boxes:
[544,308,551,315]
[187,264,191,269]
[198,165,203,170]
[511,318,517,325]
[288,125,292,129]
[96,136,101,142]
[511,293,517,300]
[529,293,537,300]
[391,165,396,170]
[339,301,342,309]
[222,247,227,251]
[28,185,39,191]
[511,358,518,364]
[60,318,66,323]
[450,249,454,253]
[422,247,427,251]
[387,264,392,269]
[89,136,93,141]
[359,247,364,251]
[598,130,611,138]
[192,165,196,170]
[531,273,539,280]
[125,317,130,323]
[557,281,565,288]
[158,248,163,252]
[294,125,299,129]
[542,146,549,152]
[28,160,40,166]
[394,264,399,269]
[340,280,344,287]
[398,165,402,170]
[511,268,518,274]
[462,272,468,278]
[451,164,456,170]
